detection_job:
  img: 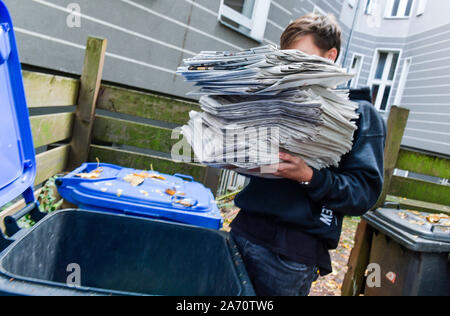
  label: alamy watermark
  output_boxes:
[66,263,81,287]
[170,124,281,174]
[365,263,397,288]
[66,3,81,28]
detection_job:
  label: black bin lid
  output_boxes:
[363,208,450,253]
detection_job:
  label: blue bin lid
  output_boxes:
[0,1,36,208]
[57,163,223,229]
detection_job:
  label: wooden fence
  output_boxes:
[0,37,220,230]
[1,35,448,236]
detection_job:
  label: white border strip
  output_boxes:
[32,0,196,56]
[408,119,450,126]
[406,128,450,137]
[120,0,244,50]
[271,1,292,16]
[403,136,450,147]
[15,27,176,75]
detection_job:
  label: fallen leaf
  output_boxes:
[76,173,100,179]
[175,199,193,207]
[398,212,407,219]
[165,188,176,196]
[134,172,166,181]
[123,174,144,187]
[408,220,424,226]
[427,214,442,224]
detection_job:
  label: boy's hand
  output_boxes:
[272,153,314,183]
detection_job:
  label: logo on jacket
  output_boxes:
[320,207,335,227]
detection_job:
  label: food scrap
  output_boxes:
[139,190,149,197]
[100,188,108,193]
[116,189,123,197]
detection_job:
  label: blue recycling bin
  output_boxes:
[0,0,254,296]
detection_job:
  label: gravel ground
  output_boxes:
[220,204,360,297]
[309,216,360,296]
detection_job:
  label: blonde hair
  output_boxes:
[280,13,342,58]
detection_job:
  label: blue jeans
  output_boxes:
[231,232,319,296]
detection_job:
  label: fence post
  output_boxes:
[342,105,410,296]
[374,106,410,210]
[204,166,221,197]
[68,37,107,170]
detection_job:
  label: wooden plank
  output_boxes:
[373,106,410,210]
[68,37,107,170]
[97,85,200,125]
[35,145,70,186]
[0,188,42,234]
[89,145,207,183]
[385,195,450,215]
[388,176,450,206]
[203,166,221,197]
[396,148,450,179]
[22,71,79,108]
[92,115,176,154]
[30,113,74,148]
[342,220,373,296]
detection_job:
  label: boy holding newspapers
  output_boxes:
[230,14,385,296]
[180,13,386,296]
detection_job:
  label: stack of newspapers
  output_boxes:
[177,46,360,176]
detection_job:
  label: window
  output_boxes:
[365,0,375,15]
[349,54,364,88]
[369,50,400,111]
[416,0,427,16]
[385,0,414,18]
[394,58,411,106]
[219,0,271,42]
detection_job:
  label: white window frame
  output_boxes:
[394,57,412,106]
[416,0,427,16]
[385,0,415,19]
[364,0,375,15]
[367,48,402,111]
[349,53,365,88]
[219,0,271,42]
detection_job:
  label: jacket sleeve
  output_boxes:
[305,102,387,217]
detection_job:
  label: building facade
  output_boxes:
[3,0,449,156]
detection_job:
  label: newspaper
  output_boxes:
[177,46,360,176]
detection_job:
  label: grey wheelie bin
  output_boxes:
[363,208,450,296]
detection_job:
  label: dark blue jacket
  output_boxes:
[232,89,387,251]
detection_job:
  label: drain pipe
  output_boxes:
[342,0,362,69]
